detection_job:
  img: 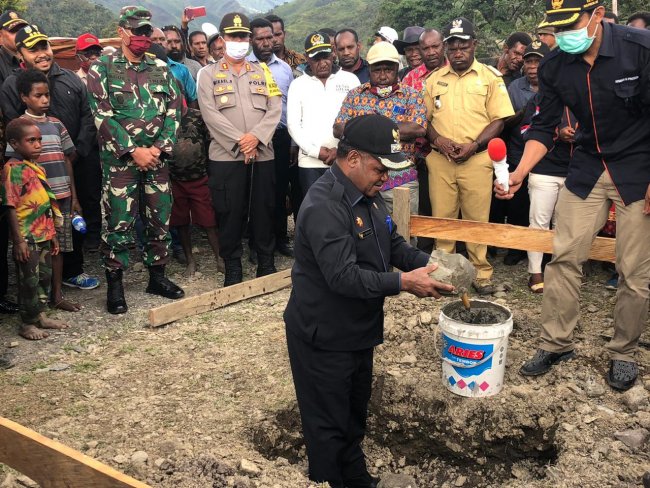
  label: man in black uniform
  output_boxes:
[495,0,650,391]
[284,114,453,488]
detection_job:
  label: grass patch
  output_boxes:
[73,360,101,373]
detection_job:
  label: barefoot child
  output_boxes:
[7,68,82,312]
[169,105,223,277]
[1,118,69,340]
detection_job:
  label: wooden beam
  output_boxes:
[410,216,616,262]
[0,417,150,488]
[148,268,292,327]
[392,186,411,241]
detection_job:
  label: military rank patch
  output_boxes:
[215,72,227,78]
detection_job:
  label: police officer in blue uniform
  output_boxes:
[496,0,650,391]
[284,114,453,488]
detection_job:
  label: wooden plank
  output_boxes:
[0,417,149,488]
[392,186,411,241]
[148,268,293,327]
[410,216,616,262]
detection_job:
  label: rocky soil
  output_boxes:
[1,242,649,488]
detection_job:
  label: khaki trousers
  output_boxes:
[540,171,650,361]
[427,150,493,280]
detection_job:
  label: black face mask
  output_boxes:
[168,50,183,62]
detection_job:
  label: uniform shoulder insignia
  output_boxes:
[622,26,650,49]
[485,64,503,78]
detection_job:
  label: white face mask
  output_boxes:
[225,41,249,60]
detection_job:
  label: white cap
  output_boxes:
[376,26,398,44]
[202,22,218,37]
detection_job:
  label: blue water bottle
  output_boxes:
[71,213,87,234]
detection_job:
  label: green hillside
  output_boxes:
[270,0,380,52]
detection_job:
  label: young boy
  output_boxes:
[1,118,68,340]
[169,104,223,277]
[7,68,82,312]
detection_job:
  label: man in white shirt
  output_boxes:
[287,31,360,195]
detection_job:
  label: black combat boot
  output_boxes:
[106,269,127,315]
[224,259,243,287]
[256,254,277,277]
[146,266,185,299]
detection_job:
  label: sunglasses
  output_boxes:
[129,25,153,37]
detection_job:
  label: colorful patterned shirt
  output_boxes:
[5,114,75,199]
[402,63,432,92]
[1,158,62,243]
[279,48,307,73]
[335,83,427,190]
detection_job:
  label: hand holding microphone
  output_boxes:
[488,138,509,192]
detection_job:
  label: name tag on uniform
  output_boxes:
[358,228,373,240]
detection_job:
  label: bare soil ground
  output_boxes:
[1,242,649,488]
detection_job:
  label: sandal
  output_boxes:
[50,299,81,312]
[528,279,544,294]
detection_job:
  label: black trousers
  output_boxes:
[286,327,374,488]
[61,149,102,280]
[272,128,301,243]
[489,175,530,228]
[74,147,102,239]
[299,167,327,198]
[207,160,275,260]
[0,206,9,298]
[415,158,434,254]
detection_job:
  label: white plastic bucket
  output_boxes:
[439,300,513,398]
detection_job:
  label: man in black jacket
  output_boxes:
[1,25,100,301]
[284,114,452,488]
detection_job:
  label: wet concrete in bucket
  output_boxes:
[443,300,511,324]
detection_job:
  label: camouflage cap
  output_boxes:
[118,5,153,29]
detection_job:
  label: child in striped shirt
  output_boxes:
[6,68,82,312]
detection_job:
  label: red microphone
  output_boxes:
[488,138,509,191]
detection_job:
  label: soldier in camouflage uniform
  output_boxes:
[86,6,184,314]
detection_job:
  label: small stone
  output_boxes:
[586,305,598,313]
[623,386,649,412]
[642,471,650,488]
[614,428,649,450]
[636,411,650,429]
[113,454,127,464]
[85,440,99,449]
[502,282,513,291]
[493,291,507,298]
[583,415,599,424]
[131,450,148,464]
[8,342,18,348]
[48,363,70,372]
[374,458,385,468]
[154,458,166,468]
[562,423,576,432]
[419,311,432,325]
[239,458,261,476]
[377,473,418,488]
[584,380,606,398]
[454,475,467,487]
[15,475,38,488]
[399,354,417,365]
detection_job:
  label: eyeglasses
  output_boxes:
[130,25,153,37]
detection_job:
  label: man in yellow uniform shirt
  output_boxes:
[424,17,514,294]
